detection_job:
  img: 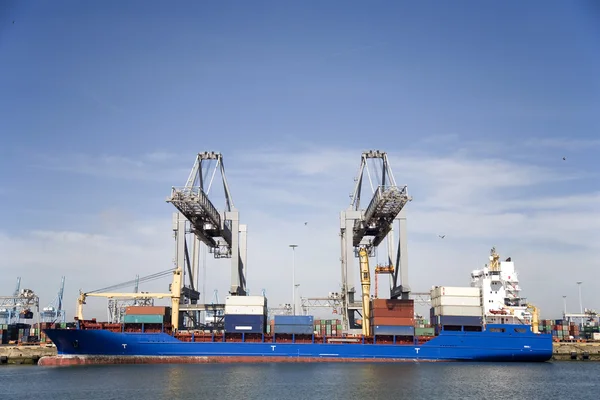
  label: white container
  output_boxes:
[431,286,481,299]
[593,332,600,341]
[434,305,482,317]
[432,296,481,307]
[225,295,267,307]
[224,305,266,315]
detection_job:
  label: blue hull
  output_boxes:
[43,324,553,362]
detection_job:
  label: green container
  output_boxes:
[123,314,164,324]
[415,327,435,336]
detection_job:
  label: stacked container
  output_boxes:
[430,286,483,332]
[223,295,267,334]
[313,319,342,336]
[370,299,415,336]
[123,306,171,324]
[273,315,314,334]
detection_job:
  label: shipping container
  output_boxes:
[371,308,414,318]
[225,295,267,307]
[274,315,314,325]
[433,305,482,317]
[431,296,481,307]
[593,332,600,341]
[224,314,265,333]
[435,315,483,326]
[430,286,481,298]
[125,306,170,316]
[274,324,314,334]
[370,317,414,326]
[373,325,415,336]
[371,299,414,309]
[224,305,266,315]
[415,327,435,336]
[123,314,166,324]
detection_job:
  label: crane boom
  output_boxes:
[76,268,183,331]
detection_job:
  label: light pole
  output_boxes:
[577,281,583,314]
[289,244,298,315]
[295,284,301,315]
[562,295,567,316]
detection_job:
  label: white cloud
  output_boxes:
[3,143,599,321]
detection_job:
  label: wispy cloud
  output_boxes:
[32,152,189,183]
[522,137,600,150]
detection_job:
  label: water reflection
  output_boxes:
[0,362,599,400]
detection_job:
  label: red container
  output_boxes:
[372,299,414,310]
[371,308,414,318]
[125,306,170,315]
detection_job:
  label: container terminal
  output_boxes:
[0,150,595,364]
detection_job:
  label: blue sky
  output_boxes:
[1,1,599,320]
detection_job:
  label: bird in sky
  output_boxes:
[304,222,308,225]
[562,157,566,161]
[438,235,445,239]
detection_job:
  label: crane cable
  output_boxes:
[86,268,175,294]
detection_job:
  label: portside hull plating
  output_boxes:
[41,324,553,365]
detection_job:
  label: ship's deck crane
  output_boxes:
[41,276,66,323]
[107,274,155,323]
[167,152,247,329]
[340,150,412,332]
[76,268,182,331]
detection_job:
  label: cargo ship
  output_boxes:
[38,151,552,365]
[40,249,553,366]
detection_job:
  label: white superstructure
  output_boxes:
[470,247,531,325]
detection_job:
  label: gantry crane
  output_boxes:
[339,150,412,332]
[0,277,21,324]
[40,276,66,323]
[0,280,40,340]
[167,152,246,328]
[300,292,343,316]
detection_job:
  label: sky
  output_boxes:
[0,1,599,321]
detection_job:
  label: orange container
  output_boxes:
[125,306,170,315]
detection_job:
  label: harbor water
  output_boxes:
[1,362,598,399]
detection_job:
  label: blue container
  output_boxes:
[373,325,415,336]
[224,314,265,333]
[273,324,314,335]
[438,316,482,327]
[274,315,314,325]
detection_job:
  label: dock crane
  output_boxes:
[76,268,183,331]
[41,276,66,323]
[167,152,247,328]
[0,277,21,324]
[339,150,412,332]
